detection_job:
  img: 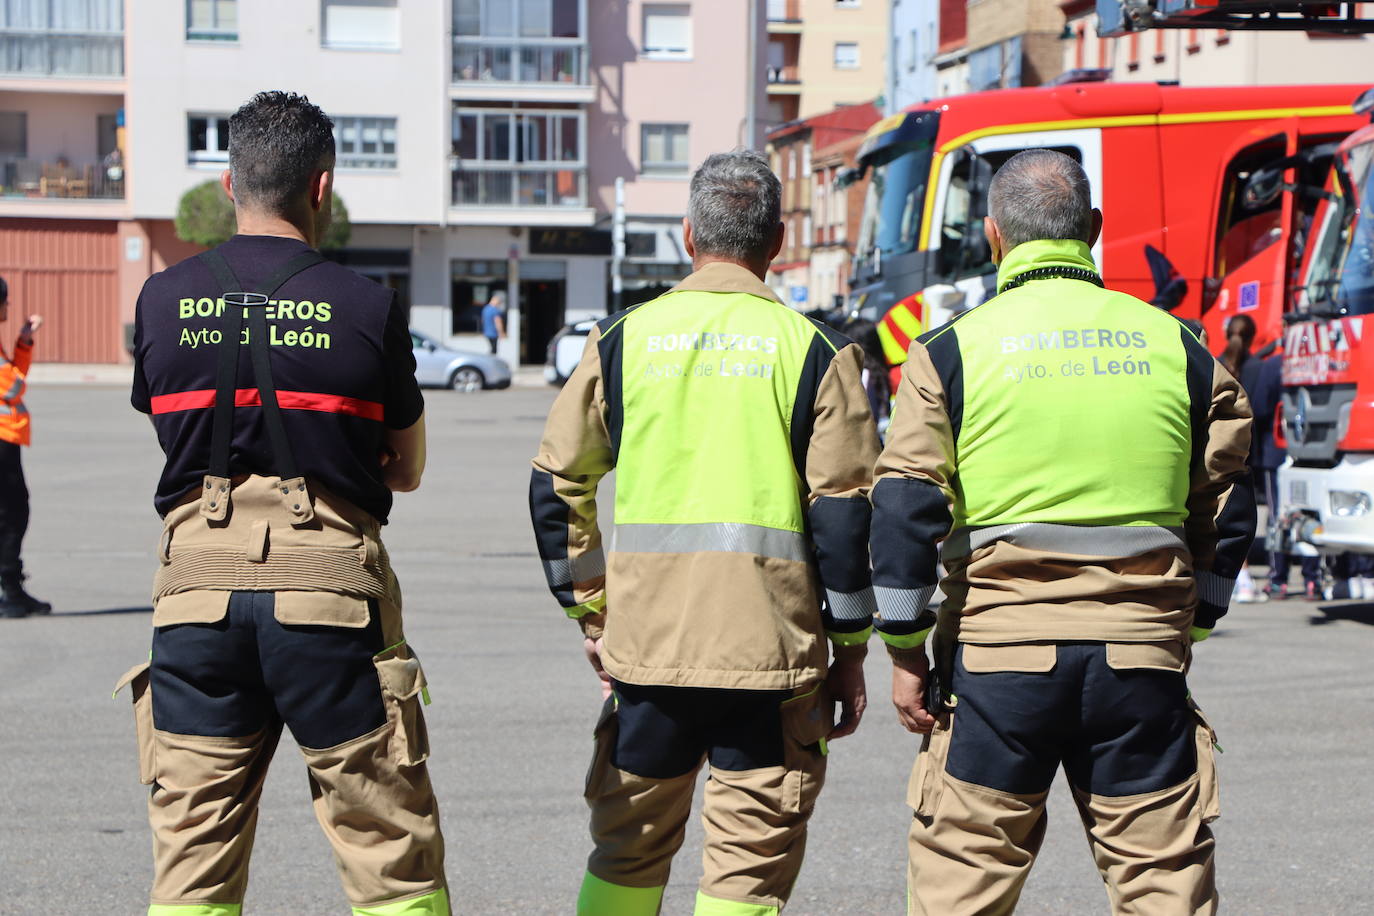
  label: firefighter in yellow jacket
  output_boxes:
[530,150,881,915]
[0,276,49,619]
[871,150,1254,914]
[117,92,448,915]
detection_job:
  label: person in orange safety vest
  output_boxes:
[0,275,50,618]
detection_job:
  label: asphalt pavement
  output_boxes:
[0,384,1370,914]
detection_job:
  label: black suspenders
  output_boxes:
[196,247,326,523]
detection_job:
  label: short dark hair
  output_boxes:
[687,151,782,263]
[228,91,335,213]
[988,149,1093,250]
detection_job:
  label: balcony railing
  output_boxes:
[453,39,588,87]
[767,65,799,84]
[451,164,587,208]
[0,31,124,78]
[0,157,124,199]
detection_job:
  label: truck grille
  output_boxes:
[1282,383,1355,466]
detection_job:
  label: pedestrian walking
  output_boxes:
[481,289,506,354]
[117,91,449,915]
[0,276,50,619]
[530,150,880,915]
[870,149,1255,914]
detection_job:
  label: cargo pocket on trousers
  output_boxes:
[584,695,618,799]
[907,695,957,819]
[113,661,156,785]
[1188,696,1222,823]
[780,683,833,815]
[373,643,431,767]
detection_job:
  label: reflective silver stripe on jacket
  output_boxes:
[542,547,607,587]
[2,376,23,402]
[875,585,936,622]
[0,402,28,417]
[942,523,1187,561]
[826,587,876,622]
[1194,569,1236,607]
[612,522,809,563]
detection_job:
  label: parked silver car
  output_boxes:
[410,329,511,392]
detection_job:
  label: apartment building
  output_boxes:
[765,101,877,308]
[887,0,938,113]
[965,0,1064,91]
[933,0,969,98]
[808,105,876,311]
[766,0,887,128]
[1060,0,1374,88]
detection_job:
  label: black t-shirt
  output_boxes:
[131,235,423,523]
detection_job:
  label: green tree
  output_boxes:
[174,180,352,249]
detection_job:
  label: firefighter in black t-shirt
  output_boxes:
[117,92,450,915]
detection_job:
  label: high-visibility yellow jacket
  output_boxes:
[871,239,1255,648]
[530,262,880,690]
[0,335,33,447]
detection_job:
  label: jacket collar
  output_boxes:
[668,261,784,304]
[995,239,1101,295]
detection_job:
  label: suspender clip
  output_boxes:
[199,475,232,521]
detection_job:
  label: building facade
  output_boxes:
[1060,0,1374,89]
[965,0,1064,91]
[0,0,768,366]
[767,0,887,128]
[886,0,938,114]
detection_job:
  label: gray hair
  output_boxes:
[987,149,1093,250]
[687,150,782,262]
[489,290,506,306]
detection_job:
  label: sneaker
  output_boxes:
[1305,581,1321,601]
[1234,584,1260,603]
[1265,582,1289,601]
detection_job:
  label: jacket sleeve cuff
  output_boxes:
[564,594,605,620]
[1190,625,1213,643]
[878,625,933,650]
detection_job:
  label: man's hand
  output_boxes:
[19,315,41,345]
[892,648,937,734]
[584,636,612,700]
[826,644,868,740]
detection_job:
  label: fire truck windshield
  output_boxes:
[854,143,934,271]
[1306,141,1374,316]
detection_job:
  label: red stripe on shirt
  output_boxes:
[150,388,385,422]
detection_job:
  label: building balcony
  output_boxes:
[767,65,801,93]
[452,38,593,103]
[1,156,123,199]
[0,31,123,80]
[766,0,802,32]
[450,164,595,226]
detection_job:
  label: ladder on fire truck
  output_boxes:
[1097,1,1374,36]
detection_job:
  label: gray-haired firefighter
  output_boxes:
[530,150,880,914]
[117,91,448,916]
[872,149,1254,914]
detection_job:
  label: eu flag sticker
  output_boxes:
[1238,280,1260,312]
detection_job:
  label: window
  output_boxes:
[836,0,861,7]
[188,114,230,165]
[0,112,26,157]
[336,117,398,169]
[187,0,236,41]
[322,0,399,50]
[643,5,690,59]
[0,0,124,77]
[455,0,582,38]
[834,41,859,69]
[906,28,917,71]
[641,123,688,174]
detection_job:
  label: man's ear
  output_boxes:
[310,168,333,212]
[1088,208,1103,248]
[683,217,696,259]
[983,216,1004,265]
[767,221,785,263]
[220,169,235,203]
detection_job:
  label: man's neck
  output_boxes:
[233,209,314,247]
[692,255,769,281]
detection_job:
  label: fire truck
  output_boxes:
[847,81,1366,364]
[1276,93,1374,553]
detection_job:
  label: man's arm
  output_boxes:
[1184,353,1256,640]
[381,413,426,492]
[530,325,613,641]
[870,337,959,733]
[804,338,882,739]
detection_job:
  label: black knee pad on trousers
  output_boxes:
[610,680,794,778]
[152,591,388,748]
[946,642,1195,797]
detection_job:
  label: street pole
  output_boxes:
[612,176,625,313]
[745,0,758,148]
